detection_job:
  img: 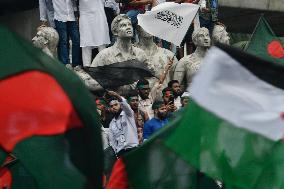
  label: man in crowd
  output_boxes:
[53,0,81,67]
[127,91,149,144]
[136,79,161,119]
[181,92,190,108]
[107,90,139,157]
[143,100,169,140]
[167,80,183,109]
[162,87,177,113]
[38,0,55,28]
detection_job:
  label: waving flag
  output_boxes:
[0,25,103,189]
[84,60,155,89]
[137,2,199,46]
[107,44,284,189]
[246,16,284,64]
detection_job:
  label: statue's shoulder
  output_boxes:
[132,46,148,60]
[179,54,194,64]
[158,47,175,57]
[91,46,116,67]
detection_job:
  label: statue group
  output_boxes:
[32,15,230,92]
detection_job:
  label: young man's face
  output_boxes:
[182,98,189,107]
[172,82,182,96]
[96,100,105,111]
[109,101,121,114]
[163,91,173,104]
[117,19,133,38]
[156,105,168,119]
[129,97,139,110]
[138,86,150,99]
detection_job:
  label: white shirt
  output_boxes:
[53,0,76,22]
[199,0,206,9]
[39,0,55,27]
[174,96,182,110]
[108,98,139,154]
[104,0,120,14]
[138,82,161,119]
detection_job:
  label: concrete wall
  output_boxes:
[0,8,40,40]
[219,0,284,12]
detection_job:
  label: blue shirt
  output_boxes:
[143,118,169,140]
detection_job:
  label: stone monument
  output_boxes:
[32,26,59,58]
[136,25,178,88]
[212,24,230,45]
[173,27,211,86]
[91,14,151,69]
[90,14,153,93]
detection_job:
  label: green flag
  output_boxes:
[246,16,284,64]
[0,25,103,189]
[107,44,284,189]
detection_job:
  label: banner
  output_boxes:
[137,2,199,46]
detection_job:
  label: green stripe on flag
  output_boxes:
[122,110,220,189]
[165,101,284,189]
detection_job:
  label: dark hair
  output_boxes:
[107,96,119,105]
[168,80,179,88]
[152,100,165,110]
[136,79,149,89]
[126,90,138,100]
[162,87,172,95]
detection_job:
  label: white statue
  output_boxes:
[136,25,178,88]
[91,14,151,68]
[212,24,230,45]
[32,26,59,58]
[173,27,211,86]
[89,15,153,93]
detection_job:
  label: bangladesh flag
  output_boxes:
[246,16,284,64]
[0,25,103,189]
[107,44,284,189]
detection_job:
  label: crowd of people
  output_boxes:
[38,0,219,66]
[37,0,221,183]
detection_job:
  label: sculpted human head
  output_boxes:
[137,25,152,38]
[212,24,230,45]
[32,26,59,52]
[111,14,133,38]
[192,27,211,47]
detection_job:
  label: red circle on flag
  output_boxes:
[267,40,284,58]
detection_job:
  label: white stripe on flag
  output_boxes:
[190,47,284,141]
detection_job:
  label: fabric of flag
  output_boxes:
[246,16,284,65]
[0,25,103,189]
[137,2,199,46]
[84,60,155,89]
[107,44,284,189]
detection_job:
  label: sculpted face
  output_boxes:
[117,19,133,38]
[32,30,47,49]
[213,25,230,45]
[195,30,211,47]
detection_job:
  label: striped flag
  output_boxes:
[107,44,284,189]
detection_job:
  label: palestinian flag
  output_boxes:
[0,25,103,188]
[107,44,284,189]
[246,16,284,64]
